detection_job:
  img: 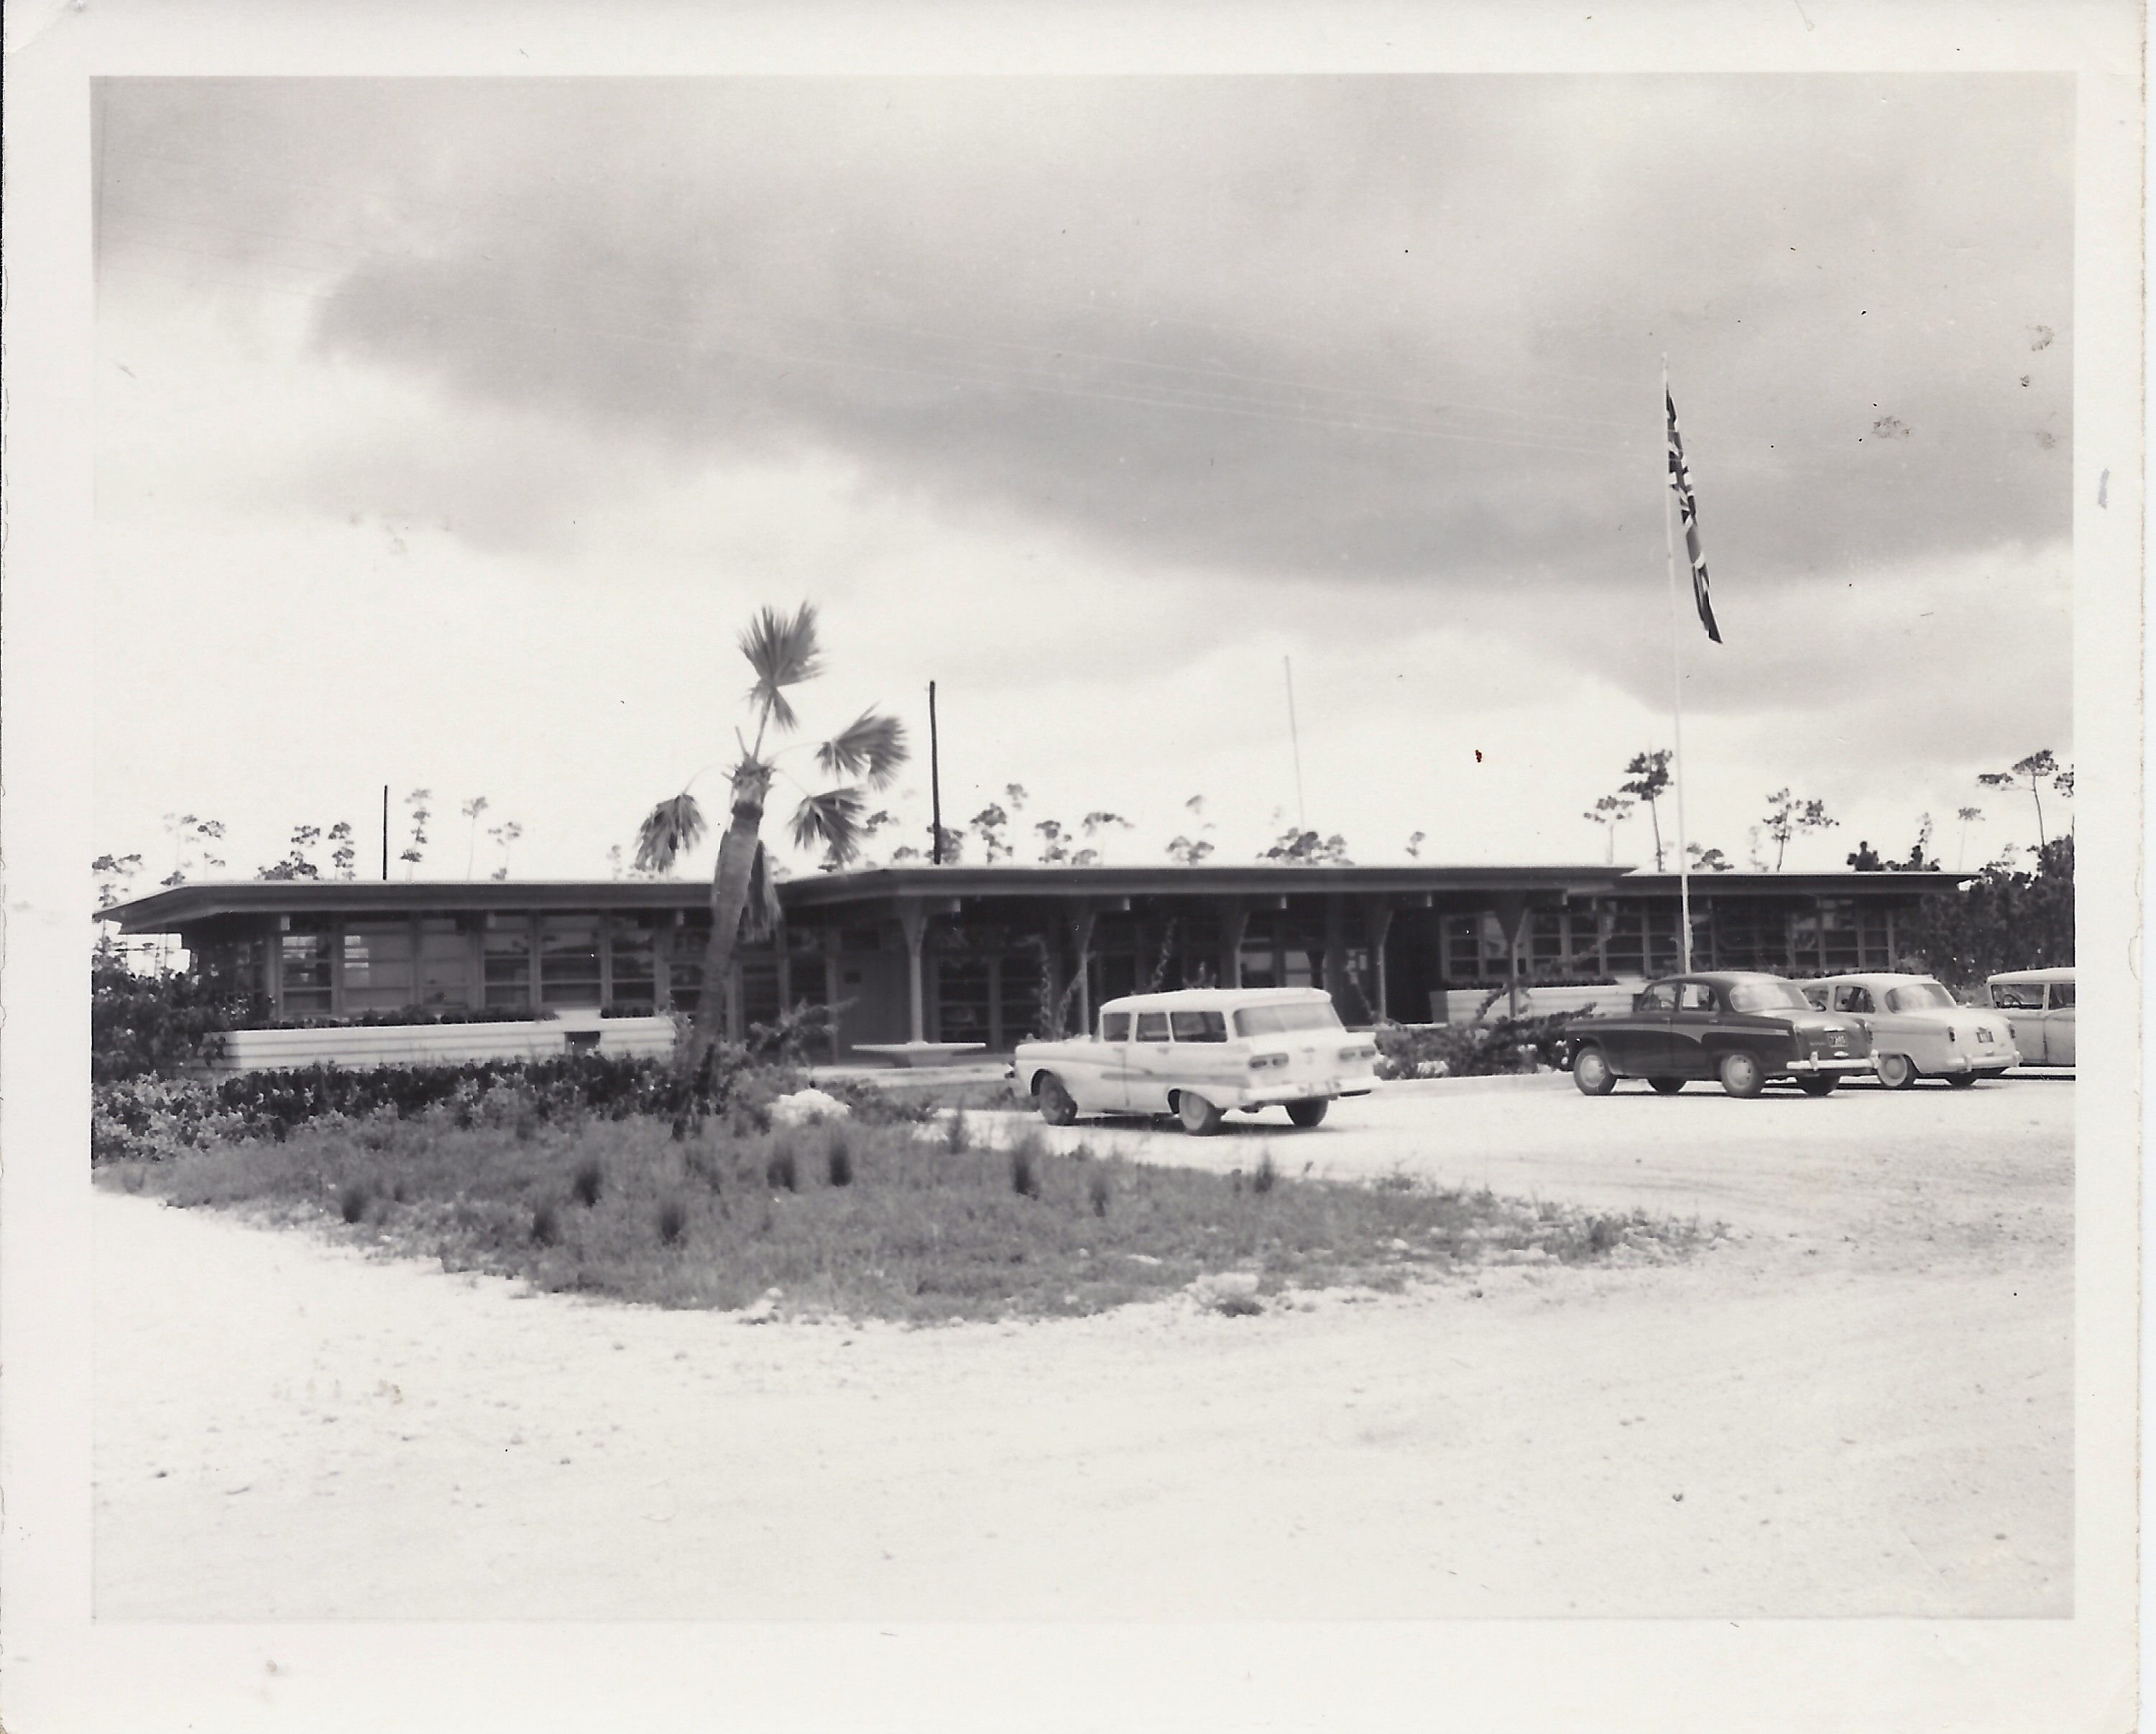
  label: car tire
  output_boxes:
[1875,1053,1917,1091]
[1797,1076,1838,1096]
[1718,1051,1766,1099]
[1177,1092,1224,1136]
[1286,1098,1329,1128]
[1036,1074,1078,1127]
[1647,1076,1685,1095]
[1945,1072,1980,1089]
[1572,1046,1616,1096]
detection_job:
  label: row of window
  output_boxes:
[1440,901,1897,982]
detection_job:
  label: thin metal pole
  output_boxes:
[382,785,390,881]
[1662,359,1692,973]
[928,682,944,865]
[1283,655,1307,829]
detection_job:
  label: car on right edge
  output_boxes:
[1981,967,2076,1067]
[1800,972,2019,1089]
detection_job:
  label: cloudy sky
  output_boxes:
[92,75,2075,890]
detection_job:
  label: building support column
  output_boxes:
[1215,898,1250,990]
[1490,891,1534,1020]
[1321,894,1351,1020]
[897,898,930,1044]
[1359,895,1397,1023]
[1066,902,1099,1035]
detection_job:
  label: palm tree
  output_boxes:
[1978,750,2058,850]
[635,603,907,1076]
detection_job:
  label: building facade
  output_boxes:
[101,863,1962,1056]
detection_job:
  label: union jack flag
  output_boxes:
[1666,389,1722,643]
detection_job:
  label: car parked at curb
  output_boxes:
[1981,967,2076,1067]
[1011,987,1378,1135]
[1799,973,2019,1089]
[1560,971,1874,1099]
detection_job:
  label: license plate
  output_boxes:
[1977,1029,1994,1044]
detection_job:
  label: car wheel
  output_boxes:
[1286,1099,1329,1128]
[1875,1053,1917,1091]
[1036,1074,1078,1127]
[1945,1072,1979,1089]
[1717,1051,1765,1099]
[1797,1076,1838,1096]
[1177,1092,1224,1136]
[1647,1076,1685,1096]
[1572,1046,1616,1096]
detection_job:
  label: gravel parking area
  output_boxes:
[93,1071,2071,1621]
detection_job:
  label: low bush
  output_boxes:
[1371,1013,1580,1081]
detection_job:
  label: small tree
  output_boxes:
[1618,752,1672,871]
[1978,750,2059,850]
[1953,806,1986,872]
[1261,827,1352,865]
[1583,795,1635,866]
[400,788,433,877]
[1685,844,1733,872]
[461,796,490,877]
[159,812,227,887]
[488,819,522,880]
[1760,788,1838,871]
[258,824,325,881]
[1405,829,1426,859]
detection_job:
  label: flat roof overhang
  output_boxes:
[98,862,1965,937]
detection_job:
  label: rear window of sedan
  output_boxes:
[1884,982,1956,1013]
[1728,979,1812,1013]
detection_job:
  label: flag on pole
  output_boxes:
[1665,389,1723,643]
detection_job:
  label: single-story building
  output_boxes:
[99,862,1963,1059]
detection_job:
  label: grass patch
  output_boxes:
[99,1115,1719,1325]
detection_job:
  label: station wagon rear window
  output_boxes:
[1232,1002,1344,1038]
[1170,1010,1228,1042]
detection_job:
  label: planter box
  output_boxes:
[201,1015,678,1074]
[1437,982,1642,1027]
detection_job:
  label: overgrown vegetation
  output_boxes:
[1900,836,2074,989]
[99,1112,1715,1324]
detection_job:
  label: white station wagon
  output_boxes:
[1800,972,2019,1089]
[1982,967,2076,1067]
[1011,987,1378,1135]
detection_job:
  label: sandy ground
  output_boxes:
[93,1071,2073,1620]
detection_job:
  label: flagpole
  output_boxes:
[1662,357,1693,972]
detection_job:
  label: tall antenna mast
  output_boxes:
[928,681,944,866]
[1282,655,1307,829]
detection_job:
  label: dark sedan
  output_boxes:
[1562,972,1874,1098]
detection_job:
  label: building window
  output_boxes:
[607,914,658,1012]
[740,959,783,1033]
[341,921,418,1014]
[668,916,709,1013]
[280,929,333,1015]
[539,916,602,1007]
[936,958,992,1045]
[998,952,1046,1046]
[418,918,474,1008]
[484,918,533,1010]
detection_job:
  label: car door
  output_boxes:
[1128,1008,1174,1111]
[2045,982,2075,1065]
[1989,979,2046,1063]
[1666,980,1721,1079]
[1087,1010,1133,1111]
[1607,981,1677,1074]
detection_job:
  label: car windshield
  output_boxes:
[1884,982,1957,1013]
[1233,1001,1345,1038]
[1727,979,1812,1013]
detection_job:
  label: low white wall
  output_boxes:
[1436,982,1641,1026]
[203,1016,678,1073]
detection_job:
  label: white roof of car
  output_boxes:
[1986,966,2076,983]
[1099,987,1332,1013]
[1810,972,1945,991]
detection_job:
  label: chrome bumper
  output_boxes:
[1787,1056,1876,1075]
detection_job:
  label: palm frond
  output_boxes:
[739,603,824,734]
[814,709,909,790]
[635,794,707,875]
[740,841,786,943]
[791,786,868,863]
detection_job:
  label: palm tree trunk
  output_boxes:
[1647,800,1664,871]
[682,765,772,1076]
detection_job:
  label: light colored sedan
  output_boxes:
[1982,968,2076,1067]
[1801,973,2019,1089]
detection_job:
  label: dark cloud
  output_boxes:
[100,76,2073,602]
